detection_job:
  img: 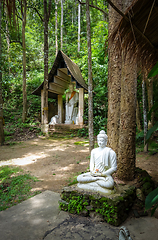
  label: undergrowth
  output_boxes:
[0,166,40,211]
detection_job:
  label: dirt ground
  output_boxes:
[0,136,158,193]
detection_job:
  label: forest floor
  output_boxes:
[0,133,158,193]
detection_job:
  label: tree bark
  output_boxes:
[78,0,81,52]
[108,0,137,180]
[42,0,50,134]
[117,52,137,180]
[22,0,27,123]
[60,0,63,50]
[86,0,94,152]
[107,0,122,156]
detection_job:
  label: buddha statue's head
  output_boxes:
[97,130,108,148]
[69,83,74,93]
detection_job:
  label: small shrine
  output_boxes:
[32,50,88,128]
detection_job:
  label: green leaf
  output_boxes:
[146,121,158,142]
[148,61,158,78]
[151,203,158,216]
[145,187,158,210]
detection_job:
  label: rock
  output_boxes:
[136,188,145,201]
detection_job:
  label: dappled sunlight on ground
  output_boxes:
[0,153,49,166]
[0,137,90,192]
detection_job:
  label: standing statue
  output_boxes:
[77,130,117,194]
[65,83,79,124]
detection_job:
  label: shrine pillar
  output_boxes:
[58,94,63,123]
[78,88,84,126]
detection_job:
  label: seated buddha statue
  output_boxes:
[77,130,117,194]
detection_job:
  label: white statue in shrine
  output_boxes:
[65,83,79,124]
[77,130,117,194]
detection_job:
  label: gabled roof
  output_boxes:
[32,50,88,98]
[110,0,158,71]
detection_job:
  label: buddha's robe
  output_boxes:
[77,147,117,190]
[65,91,79,124]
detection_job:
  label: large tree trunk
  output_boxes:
[117,52,137,180]
[22,0,27,123]
[86,0,94,152]
[0,0,4,145]
[108,0,137,180]
[60,0,63,50]
[107,0,122,156]
[42,0,49,134]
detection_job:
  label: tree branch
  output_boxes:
[10,40,22,46]
[27,5,43,22]
[77,0,108,17]
[106,0,155,49]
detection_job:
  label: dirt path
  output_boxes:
[0,136,158,193]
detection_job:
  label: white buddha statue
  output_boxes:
[65,83,79,124]
[77,130,117,194]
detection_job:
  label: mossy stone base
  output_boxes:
[59,184,136,226]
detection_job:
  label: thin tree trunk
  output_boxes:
[136,99,142,132]
[78,0,81,52]
[0,0,4,145]
[146,77,154,129]
[55,0,58,55]
[142,78,148,152]
[43,0,49,134]
[117,51,137,180]
[107,0,122,156]
[61,0,63,50]
[5,9,11,75]
[86,0,94,152]
[22,0,27,123]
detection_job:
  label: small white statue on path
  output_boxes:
[65,83,79,124]
[49,115,59,125]
[77,130,117,194]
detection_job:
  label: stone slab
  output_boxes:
[0,191,68,240]
[0,190,158,240]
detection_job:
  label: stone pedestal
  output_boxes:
[59,184,136,226]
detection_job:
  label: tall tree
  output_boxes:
[86,0,94,152]
[60,0,63,50]
[142,73,148,152]
[146,77,154,129]
[107,0,137,180]
[21,0,27,123]
[43,0,51,133]
[0,0,4,145]
[107,0,122,156]
[78,0,81,52]
[55,0,58,55]
[117,51,137,180]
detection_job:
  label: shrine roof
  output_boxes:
[32,50,88,98]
